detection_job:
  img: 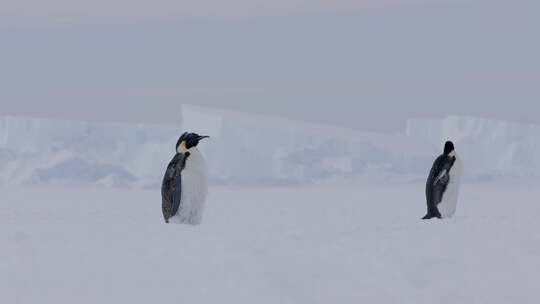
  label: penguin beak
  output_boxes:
[198,135,210,141]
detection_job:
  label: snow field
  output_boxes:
[2,180,539,304]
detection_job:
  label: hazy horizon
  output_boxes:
[1,0,538,132]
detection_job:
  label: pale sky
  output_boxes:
[1,0,538,132]
[0,0,461,23]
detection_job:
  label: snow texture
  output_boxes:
[1,181,539,303]
[1,107,540,187]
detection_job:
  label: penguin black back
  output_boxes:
[161,152,190,223]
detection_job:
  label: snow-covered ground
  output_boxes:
[2,180,539,304]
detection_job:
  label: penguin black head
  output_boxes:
[176,132,209,153]
[444,141,455,155]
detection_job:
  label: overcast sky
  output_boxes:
[1,0,538,132]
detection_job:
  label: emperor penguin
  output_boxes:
[423,141,462,220]
[162,132,210,225]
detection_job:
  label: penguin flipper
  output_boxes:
[423,182,445,220]
[425,155,451,220]
[170,171,182,218]
[162,153,189,223]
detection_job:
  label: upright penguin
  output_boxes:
[162,132,209,225]
[423,141,462,219]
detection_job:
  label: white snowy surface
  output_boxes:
[2,181,539,304]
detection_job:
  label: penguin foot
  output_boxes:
[422,213,442,220]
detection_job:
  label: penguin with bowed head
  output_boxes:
[423,141,462,220]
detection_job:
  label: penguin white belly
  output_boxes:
[439,157,462,218]
[169,150,208,225]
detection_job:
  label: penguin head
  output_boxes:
[443,141,455,155]
[176,132,209,153]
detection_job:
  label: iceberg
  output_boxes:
[182,105,431,184]
[0,115,182,187]
[406,116,540,180]
[1,109,539,188]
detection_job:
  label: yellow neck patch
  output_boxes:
[178,141,188,153]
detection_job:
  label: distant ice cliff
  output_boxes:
[1,107,538,187]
